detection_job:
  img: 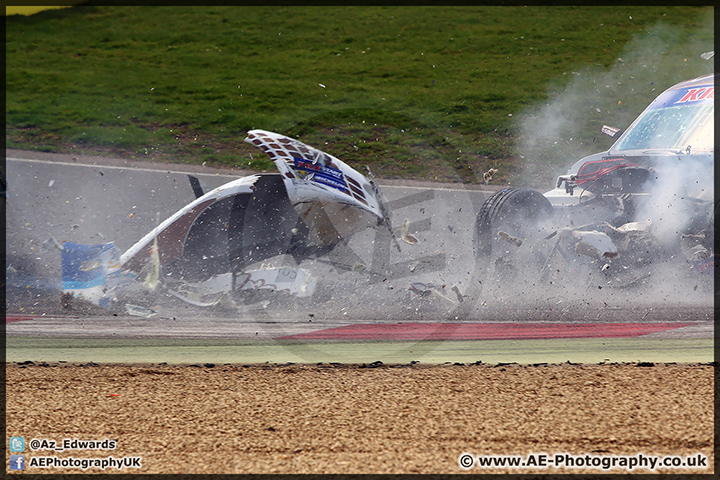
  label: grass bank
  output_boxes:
[5,5,714,186]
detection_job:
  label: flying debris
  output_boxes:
[400,219,419,245]
[61,130,396,309]
[482,168,498,184]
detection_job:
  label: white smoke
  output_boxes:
[516,14,715,188]
[638,155,714,249]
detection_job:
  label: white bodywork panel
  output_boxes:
[167,266,317,307]
[543,185,596,207]
[245,129,388,247]
[568,230,618,259]
[119,175,261,268]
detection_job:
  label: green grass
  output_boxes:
[5,5,714,186]
[6,336,713,365]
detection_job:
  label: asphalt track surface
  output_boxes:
[5,150,714,364]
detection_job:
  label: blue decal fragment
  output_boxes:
[292,157,346,192]
[62,242,120,289]
[61,242,128,306]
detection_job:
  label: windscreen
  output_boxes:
[613,83,714,153]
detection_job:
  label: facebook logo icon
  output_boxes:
[10,437,25,452]
[10,455,25,470]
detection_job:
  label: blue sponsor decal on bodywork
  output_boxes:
[648,84,714,109]
[292,157,346,192]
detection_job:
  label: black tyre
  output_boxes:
[472,187,553,284]
[474,188,553,256]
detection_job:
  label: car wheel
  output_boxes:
[472,187,554,288]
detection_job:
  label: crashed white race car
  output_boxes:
[473,74,714,291]
[61,130,395,309]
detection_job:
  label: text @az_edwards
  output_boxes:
[29,438,117,452]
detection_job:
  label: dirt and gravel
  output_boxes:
[5,361,714,474]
